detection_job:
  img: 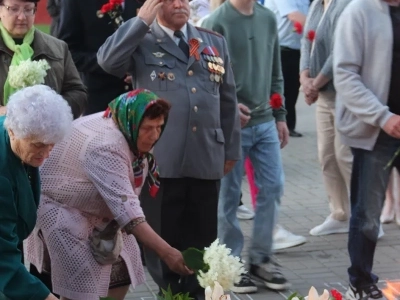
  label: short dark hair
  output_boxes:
[0,0,39,4]
[142,99,171,121]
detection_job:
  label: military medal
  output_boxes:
[167,72,175,81]
[214,74,220,83]
[210,73,215,82]
[158,72,166,80]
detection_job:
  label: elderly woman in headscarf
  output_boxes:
[27,89,192,300]
[0,0,86,117]
[0,84,73,300]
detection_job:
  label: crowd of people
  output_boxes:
[0,0,399,299]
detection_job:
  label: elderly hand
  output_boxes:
[161,247,193,276]
[238,103,251,128]
[276,121,289,149]
[383,115,400,139]
[0,106,6,116]
[224,160,236,175]
[137,0,163,26]
[44,293,59,300]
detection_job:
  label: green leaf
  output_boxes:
[157,285,194,300]
[288,292,305,300]
[182,247,206,271]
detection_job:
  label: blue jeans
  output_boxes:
[218,120,284,265]
[348,131,400,287]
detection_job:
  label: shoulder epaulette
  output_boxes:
[195,27,223,38]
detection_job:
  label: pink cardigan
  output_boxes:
[26,113,146,300]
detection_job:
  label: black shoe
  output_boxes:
[230,273,258,294]
[249,261,290,291]
[289,130,303,137]
[345,283,383,299]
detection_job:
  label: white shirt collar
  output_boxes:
[158,22,189,45]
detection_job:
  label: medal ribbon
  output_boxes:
[189,38,200,60]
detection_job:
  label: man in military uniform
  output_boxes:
[97,0,241,298]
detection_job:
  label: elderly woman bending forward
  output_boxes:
[27,89,192,300]
[0,85,73,300]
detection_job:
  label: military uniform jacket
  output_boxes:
[98,17,241,180]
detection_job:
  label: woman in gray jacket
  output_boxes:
[299,0,353,237]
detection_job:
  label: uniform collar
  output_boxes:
[157,22,188,43]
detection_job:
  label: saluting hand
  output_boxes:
[137,0,163,26]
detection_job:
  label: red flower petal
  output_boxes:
[293,22,303,34]
[269,93,283,109]
[307,30,316,42]
[330,289,342,300]
[101,3,112,13]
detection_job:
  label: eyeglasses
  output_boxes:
[0,4,37,16]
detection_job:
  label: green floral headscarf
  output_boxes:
[104,89,167,197]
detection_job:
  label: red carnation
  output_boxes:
[331,289,342,300]
[270,93,283,109]
[293,22,303,34]
[110,0,123,6]
[307,30,316,42]
[101,3,112,13]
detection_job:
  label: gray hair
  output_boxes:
[4,85,73,144]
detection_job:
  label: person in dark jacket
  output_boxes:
[58,0,143,115]
[46,0,60,37]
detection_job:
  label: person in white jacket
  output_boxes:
[333,0,400,299]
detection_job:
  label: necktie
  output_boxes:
[174,30,189,58]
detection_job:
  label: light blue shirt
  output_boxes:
[264,0,309,50]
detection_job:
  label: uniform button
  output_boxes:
[191,87,196,93]
[124,85,129,90]
[188,70,194,76]
[193,106,198,112]
[192,126,197,132]
[159,61,163,65]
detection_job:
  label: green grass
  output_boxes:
[35,24,50,34]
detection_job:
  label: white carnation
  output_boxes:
[8,59,51,89]
[198,239,245,291]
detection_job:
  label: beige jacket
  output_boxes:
[0,29,87,118]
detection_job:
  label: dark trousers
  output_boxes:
[348,131,400,287]
[141,177,220,300]
[280,47,301,131]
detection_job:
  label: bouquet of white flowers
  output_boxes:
[8,59,50,89]
[182,239,245,291]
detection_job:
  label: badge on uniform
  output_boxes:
[153,52,166,58]
[202,46,225,83]
[150,70,156,81]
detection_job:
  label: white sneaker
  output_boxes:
[309,215,349,236]
[237,204,255,220]
[273,225,307,251]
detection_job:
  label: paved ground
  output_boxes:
[128,95,400,300]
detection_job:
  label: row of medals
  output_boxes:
[203,53,225,83]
